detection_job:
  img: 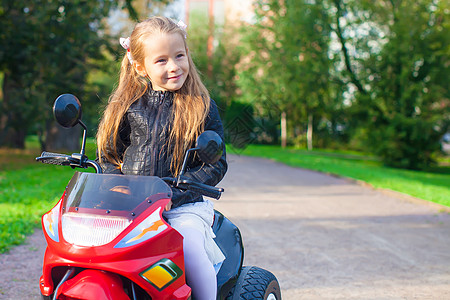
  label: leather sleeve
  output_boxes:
[96,114,131,174]
[171,100,228,207]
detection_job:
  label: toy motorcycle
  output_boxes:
[36,94,281,300]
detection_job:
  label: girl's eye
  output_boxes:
[156,59,166,63]
[176,53,185,59]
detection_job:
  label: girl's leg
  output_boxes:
[177,226,217,300]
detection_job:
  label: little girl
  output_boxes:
[96,16,227,300]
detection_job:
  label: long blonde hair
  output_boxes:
[97,16,210,176]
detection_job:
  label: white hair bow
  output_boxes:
[177,20,188,38]
[119,37,133,64]
[177,20,187,30]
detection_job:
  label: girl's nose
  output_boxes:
[168,60,180,72]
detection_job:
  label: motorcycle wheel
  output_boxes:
[226,266,281,300]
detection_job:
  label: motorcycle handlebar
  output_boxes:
[161,177,223,200]
[36,152,102,173]
[188,183,223,200]
[36,152,73,166]
[85,160,103,173]
[37,152,220,197]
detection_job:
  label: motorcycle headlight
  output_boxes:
[61,213,131,247]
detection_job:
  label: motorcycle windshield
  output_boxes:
[63,172,172,219]
[60,172,172,247]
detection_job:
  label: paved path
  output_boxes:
[216,155,450,299]
[1,154,449,299]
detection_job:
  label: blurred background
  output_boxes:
[0,0,449,170]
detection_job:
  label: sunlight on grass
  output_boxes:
[0,164,74,253]
[0,139,96,253]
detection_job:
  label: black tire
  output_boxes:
[226,266,281,300]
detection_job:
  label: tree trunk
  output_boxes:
[0,128,26,148]
[307,114,313,151]
[0,72,26,148]
[281,111,287,148]
[45,121,82,152]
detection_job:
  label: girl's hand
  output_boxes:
[165,200,172,211]
[109,185,131,195]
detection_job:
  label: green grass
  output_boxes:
[0,165,73,252]
[232,144,450,207]
[0,138,97,253]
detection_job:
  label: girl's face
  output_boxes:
[135,32,189,92]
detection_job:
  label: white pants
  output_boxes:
[163,201,225,300]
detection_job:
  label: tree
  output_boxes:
[236,0,336,149]
[0,1,111,148]
[331,0,449,169]
[0,0,170,150]
[186,10,249,148]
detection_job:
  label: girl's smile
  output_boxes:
[168,74,182,80]
[134,32,189,92]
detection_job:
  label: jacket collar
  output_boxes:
[146,85,173,106]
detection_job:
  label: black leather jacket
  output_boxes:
[98,89,227,208]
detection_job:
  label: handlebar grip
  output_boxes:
[162,177,223,200]
[36,152,71,166]
[189,184,222,200]
[41,151,68,157]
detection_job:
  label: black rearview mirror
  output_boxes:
[52,94,88,156]
[196,130,224,165]
[53,94,82,128]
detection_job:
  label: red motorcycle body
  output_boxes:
[37,94,274,300]
[40,172,191,299]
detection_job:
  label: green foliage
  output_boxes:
[0,0,170,147]
[368,114,442,169]
[224,101,255,148]
[236,0,449,169]
[333,0,450,169]
[1,0,448,173]
[83,58,121,137]
[187,11,241,109]
[187,11,210,79]
[240,144,450,207]
[187,11,252,147]
[0,0,115,146]
[237,0,342,147]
